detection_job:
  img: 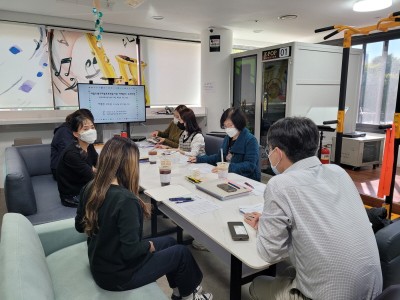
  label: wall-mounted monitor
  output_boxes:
[77,83,146,124]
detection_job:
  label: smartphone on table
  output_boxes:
[228,221,249,241]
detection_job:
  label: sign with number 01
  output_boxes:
[262,46,291,61]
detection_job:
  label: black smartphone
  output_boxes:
[228,222,249,241]
[217,183,237,193]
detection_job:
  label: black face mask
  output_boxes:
[177,122,185,130]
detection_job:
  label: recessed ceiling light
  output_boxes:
[353,0,392,12]
[253,29,264,33]
[152,16,164,20]
[278,14,298,20]
[125,0,145,8]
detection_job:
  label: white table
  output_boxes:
[139,157,274,300]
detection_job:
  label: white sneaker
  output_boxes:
[191,240,209,251]
[192,292,213,300]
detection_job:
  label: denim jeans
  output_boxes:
[121,236,203,297]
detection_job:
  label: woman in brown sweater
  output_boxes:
[151,105,187,148]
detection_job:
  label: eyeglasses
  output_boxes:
[222,124,235,129]
[265,147,275,157]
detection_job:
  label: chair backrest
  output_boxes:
[13,137,43,146]
[374,285,400,300]
[375,219,400,289]
[16,144,52,176]
[204,134,225,156]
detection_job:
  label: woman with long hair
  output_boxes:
[75,137,212,300]
[151,104,187,148]
[176,108,205,156]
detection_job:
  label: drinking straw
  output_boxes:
[221,148,224,163]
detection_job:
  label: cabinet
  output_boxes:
[331,136,384,169]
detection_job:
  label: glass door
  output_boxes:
[260,59,288,172]
[232,55,257,133]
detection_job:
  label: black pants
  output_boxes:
[121,236,203,297]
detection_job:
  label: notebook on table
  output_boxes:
[195,179,251,201]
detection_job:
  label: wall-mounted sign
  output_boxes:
[209,35,220,52]
[262,46,291,61]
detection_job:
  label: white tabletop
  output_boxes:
[140,156,270,270]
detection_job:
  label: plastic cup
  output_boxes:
[217,162,229,179]
[148,150,158,164]
[191,168,201,179]
[159,158,172,186]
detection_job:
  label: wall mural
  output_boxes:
[49,29,149,107]
[0,22,150,109]
[0,23,53,109]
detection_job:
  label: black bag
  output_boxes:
[366,207,392,233]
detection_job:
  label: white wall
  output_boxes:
[201,28,233,132]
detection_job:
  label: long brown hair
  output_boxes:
[83,136,151,236]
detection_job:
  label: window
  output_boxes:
[140,37,201,106]
[357,38,400,130]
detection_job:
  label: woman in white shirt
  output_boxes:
[176,108,205,157]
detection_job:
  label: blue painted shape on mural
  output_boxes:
[43,62,48,67]
[9,46,22,54]
[19,80,36,93]
[37,71,43,77]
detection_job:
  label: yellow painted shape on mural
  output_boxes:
[85,33,116,79]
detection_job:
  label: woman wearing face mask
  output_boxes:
[150,105,187,149]
[56,114,99,207]
[176,108,205,157]
[189,108,260,181]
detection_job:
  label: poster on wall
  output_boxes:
[49,29,149,107]
[0,23,53,109]
[209,35,220,52]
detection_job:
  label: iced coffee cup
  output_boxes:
[148,150,158,164]
[217,162,229,179]
[159,158,172,186]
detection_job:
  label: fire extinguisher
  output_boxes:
[320,146,330,164]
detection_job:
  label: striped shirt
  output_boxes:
[257,156,382,300]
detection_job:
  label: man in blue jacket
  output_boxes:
[189,108,260,181]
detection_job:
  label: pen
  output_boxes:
[176,200,194,204]
[169,197,192,201]
[228,181,240,189]
[244,182,254,189]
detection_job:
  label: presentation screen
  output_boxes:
[78,83,146,124]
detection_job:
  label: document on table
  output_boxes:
[234,180,266,196]
[174,194,221,215]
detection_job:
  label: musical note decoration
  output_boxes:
[55,57,72,77]
[92,0,104,48]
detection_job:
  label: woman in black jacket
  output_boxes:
[75,137,212,300]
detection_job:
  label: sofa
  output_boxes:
[0,213,168,300]
[376,218,400,290]
[4,144,76,225]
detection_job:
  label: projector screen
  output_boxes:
[78,83,146,124]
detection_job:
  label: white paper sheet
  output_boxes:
[239,203,264,214]
[234,180,266,196]
[174,194,221,215]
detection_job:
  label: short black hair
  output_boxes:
[220,108,247,131]
[70,114,93,133]
[180,108,201,134]
[267,117,319,163]
[66,109,94,124]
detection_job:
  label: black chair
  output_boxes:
[375,285,400,300]
[204,133,224,156]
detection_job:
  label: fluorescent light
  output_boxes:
[353,0,392,12]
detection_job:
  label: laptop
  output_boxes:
[195,179,251,201]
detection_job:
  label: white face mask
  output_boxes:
[79,129,97,144]
[225,127,238,138]
[173,117,179,124]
